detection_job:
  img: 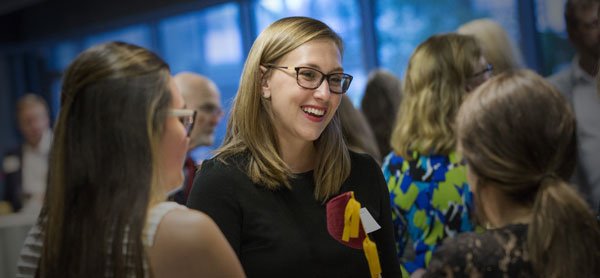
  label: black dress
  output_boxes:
[424,224,532,278]
[187,151,402,278]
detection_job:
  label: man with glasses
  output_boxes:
[170,72,224,205]
[549,0,600,210]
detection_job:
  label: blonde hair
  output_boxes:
[458,18,523,74]
[215,17,350,202]
[390,33,481,159]
[456,69,600,278]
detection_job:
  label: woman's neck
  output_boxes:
[277,134,315,173]
[481,184,533,228]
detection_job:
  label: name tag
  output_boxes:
[360,207,381,234]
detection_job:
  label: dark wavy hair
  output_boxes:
[360,69,402,159]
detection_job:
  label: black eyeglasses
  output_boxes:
[472,64,493,78]
[264,65,353,94]
[168,109,196,137]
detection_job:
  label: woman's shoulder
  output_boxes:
[349,150,379,168]
[426,224,531,277]
[201,154,246,172]
[348,151,385,181]
[382,150,458,171]
[148,208,245,278]
[152,208,221,252]
[197,155,249,182]
[442,224,527,253]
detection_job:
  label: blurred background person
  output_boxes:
[2,94,51,214]
[187,17,401,277]
[426,69,600,277]
[457,18,524,75]
[548,0,600,210]
[338,94,381,164]
[360,69,402,162]
[17,42,244,278]
[382,33,491,277]
[171,72,224,205]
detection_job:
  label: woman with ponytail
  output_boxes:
[425,69,600,277]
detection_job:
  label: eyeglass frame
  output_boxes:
[168,109,196,137]
[197,104,224,117]
[263,64,353,94]
[472,64,493,78]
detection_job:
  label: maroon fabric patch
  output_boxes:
[326,191,366,249]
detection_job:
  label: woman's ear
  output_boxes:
[260,65,271,98]
[260,65,268,86]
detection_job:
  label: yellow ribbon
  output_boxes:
[342,191,382,278]
[342,192,361,242]
[363,236,382,278]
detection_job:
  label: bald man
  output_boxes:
[175,72,224,150]
[171,72,224,204]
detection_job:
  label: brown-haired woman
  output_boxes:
[186,17,401,277]
[360,69,402,160]
[339,95,381,164]
[17,42,244,278]
[425,70,600,277]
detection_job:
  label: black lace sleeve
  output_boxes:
[424,224,532,278]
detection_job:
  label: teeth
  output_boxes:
[302,107,325,116]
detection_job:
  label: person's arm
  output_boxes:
[148,209,245,278]
[186,158,242,255]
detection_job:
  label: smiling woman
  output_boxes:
[186,16,402,278]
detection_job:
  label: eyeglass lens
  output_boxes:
[296,67,352,93]
[178,112,196,136]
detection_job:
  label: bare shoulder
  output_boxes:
[149,208,245,278]
[155,209,219,249]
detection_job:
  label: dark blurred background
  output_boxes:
[0,0,570,189]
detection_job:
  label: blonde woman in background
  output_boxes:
[381,33,491,277]
[458,18,524,75]
[426,70,600,277]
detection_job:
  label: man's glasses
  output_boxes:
[198,104,224,117]
[264,65,353,94]
[472,64,493,78]
[168,109,196,137]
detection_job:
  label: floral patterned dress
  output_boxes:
[381,151,474,277]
